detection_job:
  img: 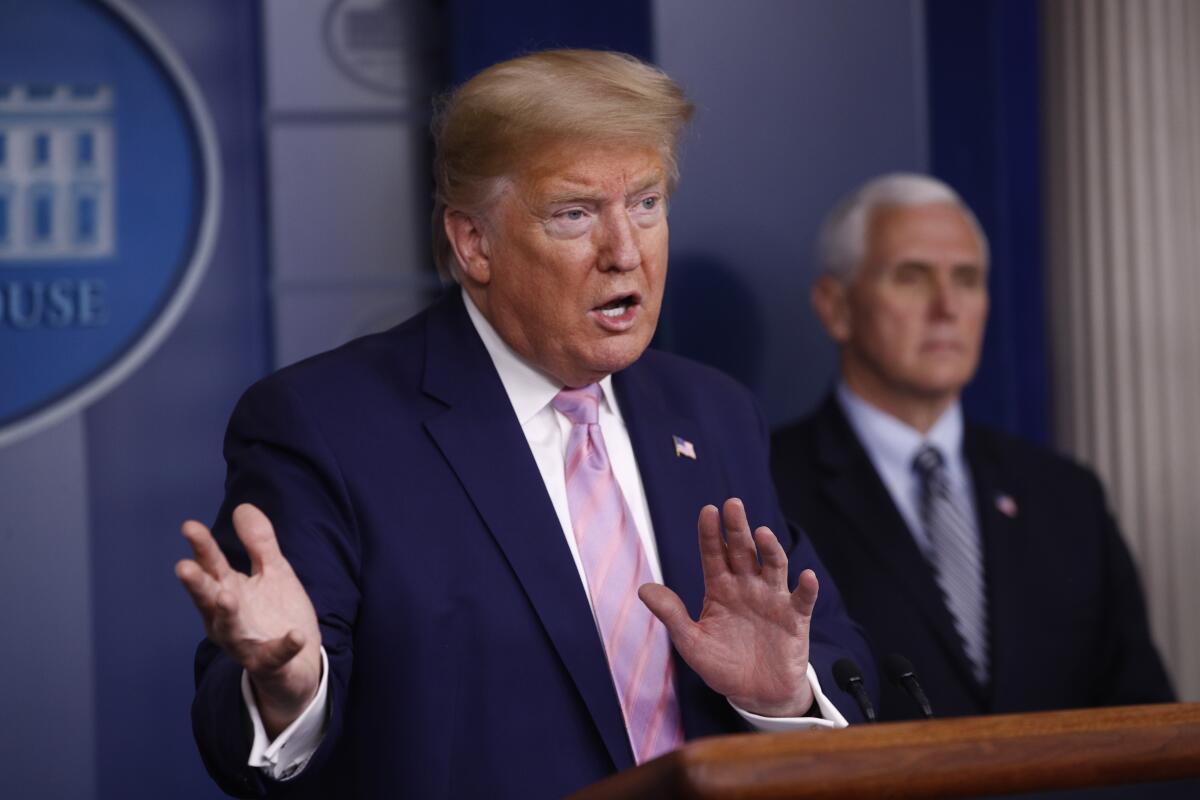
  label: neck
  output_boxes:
[840,371,958,435]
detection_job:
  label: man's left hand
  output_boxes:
[639,498,817,717]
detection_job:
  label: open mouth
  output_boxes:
[595,294,639,318]
[590,293,642,330]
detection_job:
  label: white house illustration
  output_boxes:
[0,83,116,261]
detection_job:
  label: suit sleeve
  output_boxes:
[1089,473,1176,705]
[191,376,362,798]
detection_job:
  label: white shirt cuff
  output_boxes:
[243,646,329,781]
[731,663,849,731]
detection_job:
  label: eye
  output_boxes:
[550,207,590,225]
[545,207,592,238]
[954,265,986,289]
[893,262,926,284]
[633,195,663,213]
[630,194,664,226]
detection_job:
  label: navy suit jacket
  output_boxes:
[770,396,1174,723]
[191,293,873,799]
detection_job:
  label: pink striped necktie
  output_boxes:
[552,385,684,763]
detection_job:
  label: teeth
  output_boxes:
[600,306,626,318]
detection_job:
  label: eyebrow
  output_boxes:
[626,172,667,197]
[952,261,987,271]
[894,258,985,269]
[540,171,666,206]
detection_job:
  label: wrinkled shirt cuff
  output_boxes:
[243,646,329,781]
[731,663,848,731]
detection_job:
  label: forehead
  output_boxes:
[866,202,984,265]
[514,140,666,199]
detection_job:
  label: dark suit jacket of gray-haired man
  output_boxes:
[771,172,1174,723]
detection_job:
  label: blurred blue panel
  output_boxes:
[926,0,1048,444]
[80,0,271,797]
[0,189,9,243]
[0,417,95,800]
[447,0,653,82]
[653,0,930,426]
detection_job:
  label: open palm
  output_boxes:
[175,503,322,735]
[639,498,817,717]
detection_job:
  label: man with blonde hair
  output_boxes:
[771,172,1173,722]
[178,50,872,798]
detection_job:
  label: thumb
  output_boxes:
[233,503,284,574]
[792,568,820,618]
[252,629,306,674]
[638,583,696,651]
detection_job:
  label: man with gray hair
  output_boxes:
[177,50,873,799]
[771,172,1174,722]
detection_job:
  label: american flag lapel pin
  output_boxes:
[994,492,1018,518]
[673,435,696,460]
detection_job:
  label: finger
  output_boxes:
[638,583,697,653]
[175,558,222,615]
[722,498,758,575]
[213,587,240,624]
[696,504,728,582]
[792,568,820,618]
[754,526,789,586]
[207,588,244,646]
[181,520,232,580]
[232,503,285,574]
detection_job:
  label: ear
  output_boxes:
[443,209,493,285]
[811,274,853,344]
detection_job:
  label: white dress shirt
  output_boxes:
[835,382,978,558]
[244,291,844,780]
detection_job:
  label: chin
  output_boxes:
[913,360,975,386]
[910,376,971,400]
[583,339,651,379]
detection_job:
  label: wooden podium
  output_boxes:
[569,703,1200,799]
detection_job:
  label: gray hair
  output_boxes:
[816,172,989,282]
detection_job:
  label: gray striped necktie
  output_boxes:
[912,445,990,685]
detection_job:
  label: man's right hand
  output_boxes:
[176,503,322,738]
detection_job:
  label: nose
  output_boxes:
[929,275,959,318]
[599,207,641,272]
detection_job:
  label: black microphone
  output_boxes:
[832,658,876,723]
[883,653,934,719]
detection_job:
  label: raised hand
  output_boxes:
[638,498,817,717]
[175,503,322,737]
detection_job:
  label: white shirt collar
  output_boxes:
[461,288,622,422]
[835,382,973,554]
[836,382,964,472]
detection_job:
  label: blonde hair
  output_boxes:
[431,49,695,279]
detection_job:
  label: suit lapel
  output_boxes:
[812,397,987,703]
[964,426,1026,708]
[419,293,633,771]
[613,360,724,737]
